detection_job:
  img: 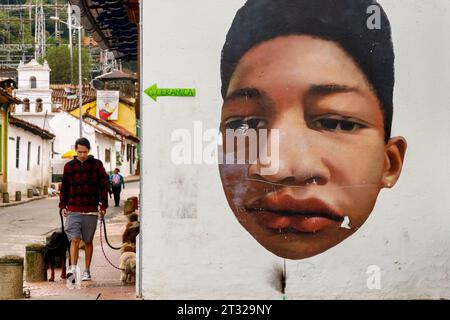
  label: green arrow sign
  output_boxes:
[144,83,196,102]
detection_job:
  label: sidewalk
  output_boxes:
[124,175,140,183]
[0,195,48,208]
[23,212,138,300]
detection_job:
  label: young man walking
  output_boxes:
[59,138,109,281]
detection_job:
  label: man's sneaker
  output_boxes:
[81,270,92,281]
[66,266,77,284]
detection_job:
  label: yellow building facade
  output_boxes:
[69,98,136,136]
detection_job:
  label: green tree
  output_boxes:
[44,45,91,84]
[44,45,71,83]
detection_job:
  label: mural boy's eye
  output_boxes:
[312,117,367,132]
[224,117,266,131]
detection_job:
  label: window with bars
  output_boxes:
[30,77,36,89]
[105,148,111,163]
[16,137,20,169]
[23,99,30,112]
[36,98,43,112]
[27,142,31,171]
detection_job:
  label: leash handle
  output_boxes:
[59,208,65,233]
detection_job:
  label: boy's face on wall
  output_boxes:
[219,35,406,259]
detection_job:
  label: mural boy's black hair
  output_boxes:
[75,137,91,150]
[221,0,394,142]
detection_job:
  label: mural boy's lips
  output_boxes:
[246,194,344,233]
[251,211,336,233]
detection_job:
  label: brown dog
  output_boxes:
[119,251,136,283]
[122,213,140,244]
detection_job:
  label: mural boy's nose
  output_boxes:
[248,128,331,186]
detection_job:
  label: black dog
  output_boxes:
[43,210,71,281]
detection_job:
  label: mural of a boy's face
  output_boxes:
[219,35,407,259]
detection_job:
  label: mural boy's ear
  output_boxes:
[381,137,407,188]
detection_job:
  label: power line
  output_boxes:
[0,4,66,10]
[0,1,71,67]
[34,0,46,59]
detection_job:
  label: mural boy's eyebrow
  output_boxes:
[224,87,261,102]
[307,84,362,97]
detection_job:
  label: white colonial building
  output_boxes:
[13,59,56,131]
[7,116,54,194]
[1,59,57,195]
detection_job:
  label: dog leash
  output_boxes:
[100,216,122,250]
[48,209,125,271]
[99,218,124,271]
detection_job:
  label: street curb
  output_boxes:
[0,195,48,209]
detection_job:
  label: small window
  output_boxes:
[30,76,37,89]
[23,98,30,112]
[36,98,43,112]
[16,137,20,169]
[126,145,131,162]
[105,149,111,163]
[37,146,41,166]
[27,142,31,171]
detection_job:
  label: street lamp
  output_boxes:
[50,15,84,138]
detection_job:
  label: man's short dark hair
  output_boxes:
[221,0,394,142]
[75,137,91,150]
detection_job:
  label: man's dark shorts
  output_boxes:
[64,212,98,244]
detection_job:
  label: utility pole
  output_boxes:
[78,23,83,138]
[52,11,83,138]
[68,4,73,82]
[29,0,32,40]
[54,0,60,45]
[34,0,46,60]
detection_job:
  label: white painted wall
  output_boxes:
[17,59,50,90]
[141,0,450,299]
[13,90,53,114]
[117,140,137,177]
[95,132,117,175]
[50,112,94,160]
[7,126,52,195]
[14,59,54,128]
[49,112,117,177]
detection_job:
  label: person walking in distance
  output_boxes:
[109,168,125,207]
